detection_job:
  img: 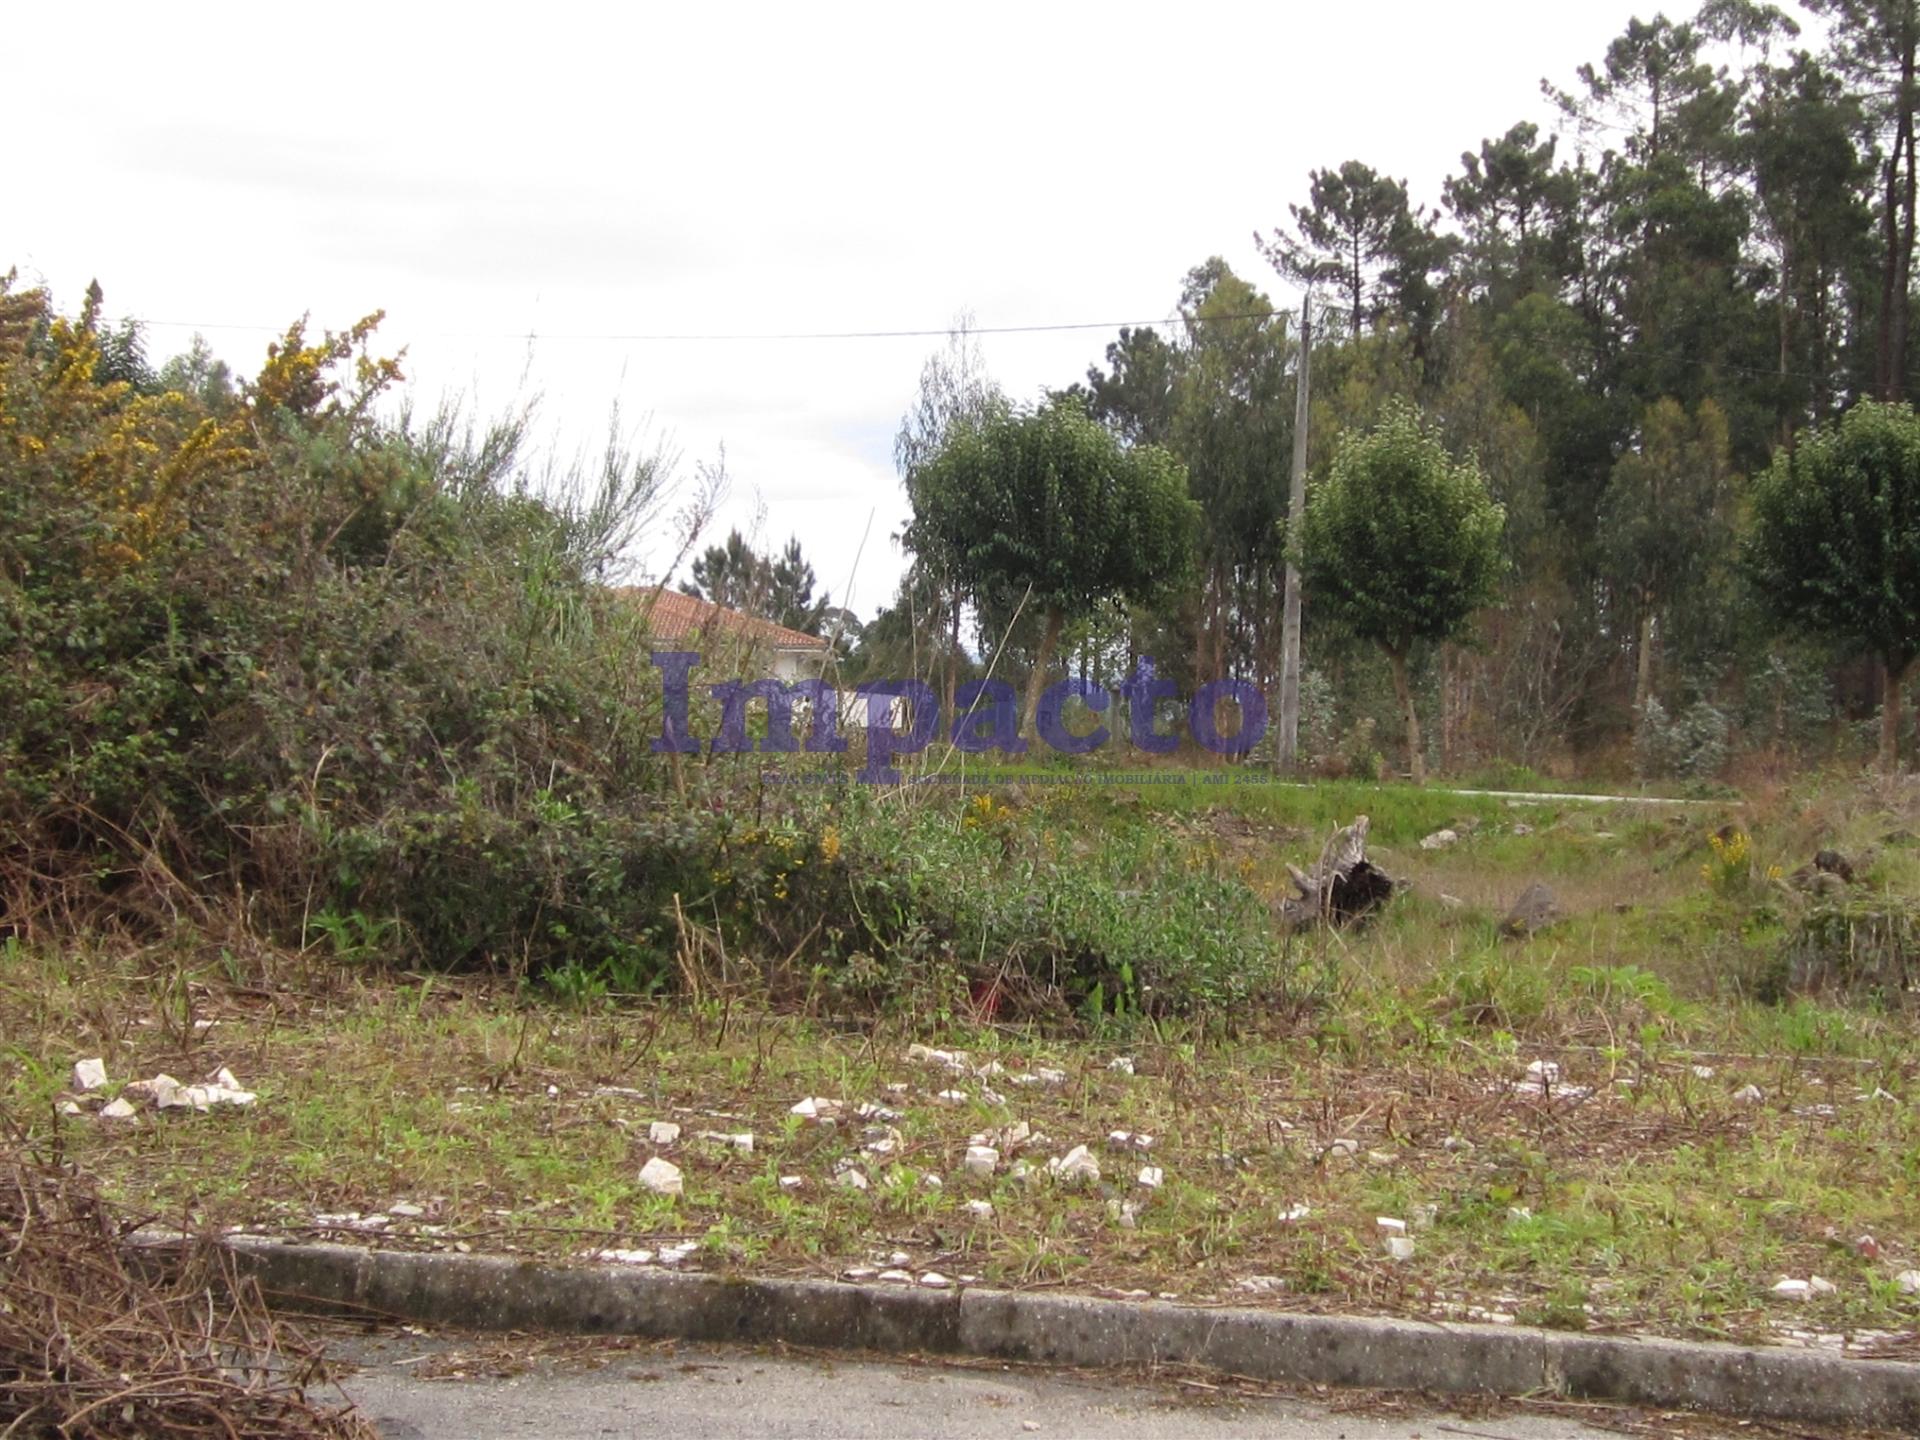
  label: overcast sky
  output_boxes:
[12,0,1666,620]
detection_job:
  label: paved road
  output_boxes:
[325,1334,1629,1440]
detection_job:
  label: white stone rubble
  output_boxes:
[963,1145,1000,1177]
[1047,1145,1101,1185]
[638,1157,684,1196]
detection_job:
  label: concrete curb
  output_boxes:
[219,1240,1919,1429]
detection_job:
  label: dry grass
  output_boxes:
[0,1135,376,1439]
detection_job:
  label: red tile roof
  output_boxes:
[616,586,829,651]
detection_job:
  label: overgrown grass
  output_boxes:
[4,938,1914,1350]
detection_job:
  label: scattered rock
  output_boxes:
[1512,824,1535,837]
[877,1268,911,1285]
[1013,1067,1068,1087]
[1107,1057,1136,1076]
[1367,1150,1398,1167]
[1438,894,1465,911]
[965,1200,995,1218]
[1377,1217,1408,1234]
[99,1098,137,1122]
[935,1089,969,1106]
[1811,1276,1838,1296]
[698,1131,754,1153]
[779,1176,805,1191]
[58,1101,83,1117]
[598,1248,654,1266]
[1048,1145,1101,1185]
[1501,883,1560,940]
[918,1272,952,1289]
[1385,1236,1416,1261]
[1441,1135,1475,1154]
[907,1044,970,1074]
[1106,1130,1154,1152]
[921,1173,943,1191]
[1409,1204,1438,1231]
[1773,1278,1813,1300]
[835,1168,870,1192]
[1733,1085,1765,1105]
[1278,1204,1311,1223]
[123,1068,257,1113]
[1691,1064,1717,1080]
[790,1097,843,1122]
[648,1121,682,1146]
[1524,1059,1562,1090]
[1326,1138,1359,1160]
[1235,1275,1287,1294]
[1896,1271,1920,1296]
[1136,1166,1164,1190]
[963,1145,1000,1178]
[71,1058,108,1093]
[1106,1198,1140,1230]
[389,1202,426,1220]
[637,1157,683,1197]
[657,1242,698,1267]
[855,1102,902,1122]
[1421,829,1460,852]
[842,1266,878,1281]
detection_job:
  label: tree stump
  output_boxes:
[1281,816,1398,930]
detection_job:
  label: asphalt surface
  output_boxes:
[323,1333,1628,1440]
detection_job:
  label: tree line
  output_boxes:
[867,0,1920,780]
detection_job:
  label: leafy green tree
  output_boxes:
[157,334,237,412]
[907,400,1199,733]
[1299,403,1506,782]
[1171,261,1294,688]
[1599,398,1737,714]
[1747,400,1920,769]
[1741,52,1874,434]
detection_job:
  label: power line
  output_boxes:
[112,308,1303,344]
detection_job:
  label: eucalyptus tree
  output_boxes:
[1806,0,1920,401]
[896,320,1004,713]
[1599,398,1737,714]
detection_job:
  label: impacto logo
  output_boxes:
[649,653,1267,783]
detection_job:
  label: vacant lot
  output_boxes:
[4,775,1917,1354]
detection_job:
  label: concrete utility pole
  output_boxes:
[1277,299,1312,768]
